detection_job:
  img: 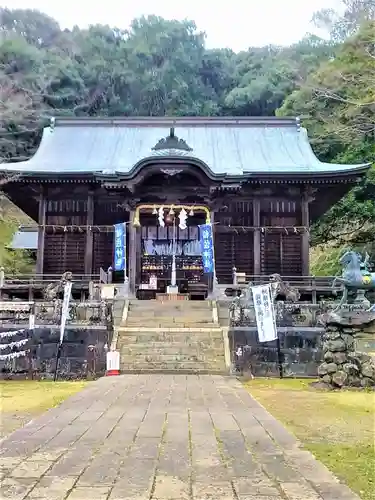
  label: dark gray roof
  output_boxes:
[1,117,370,177]
[8,230,38,250]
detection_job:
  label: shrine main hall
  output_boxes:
[1,116,370,296]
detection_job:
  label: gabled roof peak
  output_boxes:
[151,127,193,155]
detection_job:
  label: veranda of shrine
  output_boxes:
[0,116,370,300]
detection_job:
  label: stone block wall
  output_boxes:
[318,324,375,388]
[0,326,110,379]
[229,327,324,378]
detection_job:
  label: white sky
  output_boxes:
[2,0,344,51]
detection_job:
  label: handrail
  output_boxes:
[0,272,102,288]
[221,272,342,290]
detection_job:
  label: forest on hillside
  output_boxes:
[0,0,374,274]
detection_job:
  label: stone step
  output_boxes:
[118,340,225,349]
[120,353,223,362]
[126,313,213,320]
[118,338,223,346]
[119,346,225,357]
[128,302,212,310]
[119,367,227,374]
[125,321,216,328]
[117,326,223,333]
[119,361,227,372]
[127,310,212,318]
[117,333,223,343]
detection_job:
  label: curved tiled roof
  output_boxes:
[1,117,370,177]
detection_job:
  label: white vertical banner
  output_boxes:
[59,282,72,345]
[251,284,278,343]
[29,304,35,330]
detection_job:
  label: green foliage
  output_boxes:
[279,21,375,256]
[0,217,34,273]
[312,0,375,42]
[310,245,348,276]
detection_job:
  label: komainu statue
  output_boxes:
[332,251,375,309]
[269,274,300,302]
[43,271,73,300]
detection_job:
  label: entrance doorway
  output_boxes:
[135,205,209,299]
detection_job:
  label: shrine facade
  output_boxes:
[1,116,370,296]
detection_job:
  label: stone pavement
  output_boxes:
[0,375,360,500]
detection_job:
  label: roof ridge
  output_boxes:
[52,116,299,128]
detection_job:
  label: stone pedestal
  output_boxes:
[318,305,375,389]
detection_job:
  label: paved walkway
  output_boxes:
[1,375,360,500]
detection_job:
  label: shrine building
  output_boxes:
[1,116,370,298]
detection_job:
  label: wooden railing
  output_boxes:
[0,270,110,285]
[216,270,342,302]
[0,268,110,300]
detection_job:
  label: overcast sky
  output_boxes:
[2,0,344,51]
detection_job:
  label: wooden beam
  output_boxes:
[84,190,94,275]
[301,193,310,276]
[253,198,261,275]
[36,186,46,274]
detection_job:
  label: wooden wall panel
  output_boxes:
[214,200,254,283]
[261,233,302,276]
[92,233,114,273]
[92,198,129,275]
[260,206,302,276]
[214,231,254,284]
[43,197,87,276]
[261,233,281,275]
[214,232,235,284]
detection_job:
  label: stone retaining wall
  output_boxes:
[318,324,375,388]
[0,326,110,379]
[229,327,324,377]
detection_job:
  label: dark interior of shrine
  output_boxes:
[136,207,208,299]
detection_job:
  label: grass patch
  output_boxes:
[245,378,375,500]
[0,380,88,437]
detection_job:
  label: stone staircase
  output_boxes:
[115,299,228,373]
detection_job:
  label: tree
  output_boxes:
[312,0,375,42]
[278,21,375,158]
[278,22,375,256]
[223,36,334,117]
[0,8,61,47]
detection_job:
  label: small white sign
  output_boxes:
[29,313,35,330]
[251,284,278,343]
[101,284,115,300]
[149,275,157,290]
[106,351,120,372]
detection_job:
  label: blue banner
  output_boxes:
[113,222,126,271]
[199,224,214,273]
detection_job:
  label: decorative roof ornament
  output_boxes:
[151,127,193,157]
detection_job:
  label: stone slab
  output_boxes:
[0,375,361,500]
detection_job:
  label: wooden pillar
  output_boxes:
[301,193,310,276]
[253,197,261,275]
[84,190,94,275]
[128,211,137,294]
[36,186,46,275]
